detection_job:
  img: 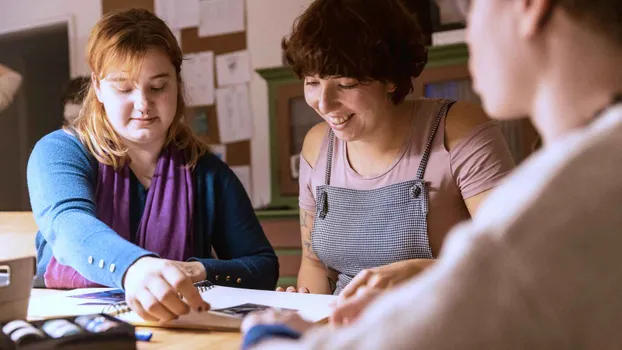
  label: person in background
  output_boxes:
[0,63,23,112]
[277,0,515,297]
[27,8,278,323]
[61,76,90,125]
[241,0,622,348]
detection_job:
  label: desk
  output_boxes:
[29,289,242,350]
[0,212,242,350]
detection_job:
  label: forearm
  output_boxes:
[297,261,334,294]
[190,253,278,290]
[42,211,155,288]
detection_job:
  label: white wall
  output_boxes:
[0,0,102,78]
[247,0,312,207]
[0,0,310,208]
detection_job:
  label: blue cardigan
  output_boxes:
[28,130,278,290]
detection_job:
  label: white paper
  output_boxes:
[215,50,251,87]
[215,84,253,143]
[198,0,245,37]
[209,144,227,163]
[182,51,215,106]
[155,0,200,30]
[230,166,252,199]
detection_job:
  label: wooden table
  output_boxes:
[1,212,242,349]
[28,289,242,350]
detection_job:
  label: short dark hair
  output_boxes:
[282,0,428,104]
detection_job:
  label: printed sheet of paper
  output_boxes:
[198,0,245,37]
[155,0,200,30]
[230,165,252,198]
[215,50,251,87]
[215,84,253,143]
[182,51,215,106]
[209,144,227,163]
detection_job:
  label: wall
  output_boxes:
[0,0,311,207]
[0,0,102,77]
[0,25,69,210]
[247,0,313,207]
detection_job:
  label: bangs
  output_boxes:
[97,44,147,82]
[292,43,375,82]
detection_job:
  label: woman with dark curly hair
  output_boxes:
[276,0,515,298]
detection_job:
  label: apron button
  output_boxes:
[411,186,421,198]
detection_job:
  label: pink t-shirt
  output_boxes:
[299,98,516,256]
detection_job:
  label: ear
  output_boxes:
[516,0,556,38]
[91,73,103,103]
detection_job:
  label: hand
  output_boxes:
[170,260,207,283]
[339,259,433,301]
[123,257,211,322]
[330,286,383,326]
[275,286,310,293]
[242,309,314,335]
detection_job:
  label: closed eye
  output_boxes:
[339,84,358,89]
[152,84,166,92]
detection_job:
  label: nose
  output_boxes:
[318,85,339,115]
[134,89,152,115]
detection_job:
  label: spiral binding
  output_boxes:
[102,280,215,316]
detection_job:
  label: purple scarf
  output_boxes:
[44,147,195,289]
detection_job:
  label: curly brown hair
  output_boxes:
[282,0,428,105]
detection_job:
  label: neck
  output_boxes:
[530,25,622,145]
[126,138,166,187]
[348,100,414,159]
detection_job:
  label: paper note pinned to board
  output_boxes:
[155,0,199,30]
[215,84,253,143]
[198,0,245,37]
[231,165,252,198]
[215,50,251,87]
[182,51,215,106]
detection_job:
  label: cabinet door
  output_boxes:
[275,82,322,196]
[415,60,539,163]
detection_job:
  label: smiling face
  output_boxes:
[93,48,178,147]
[304,76,397,141]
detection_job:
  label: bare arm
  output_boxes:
[297,207,337,294]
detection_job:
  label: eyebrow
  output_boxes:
[107,73,171,82]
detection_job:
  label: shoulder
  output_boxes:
[29,129,93,167]
[301,121,329,169]
[443,101,493,151]
[194,151,240,187]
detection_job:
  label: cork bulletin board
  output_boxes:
[101,0,253,168]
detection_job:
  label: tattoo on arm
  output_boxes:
[303,239,315,259]
[300,209,311,228]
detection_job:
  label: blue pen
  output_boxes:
[135,330,153,342]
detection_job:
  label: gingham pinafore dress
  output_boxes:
[311,100,455,295]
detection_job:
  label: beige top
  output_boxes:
[259,103,622,349]
[299,98,516,254]
[0,71,23,112]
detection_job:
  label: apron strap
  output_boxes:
[324,130,336,186]
[415,100,456,180]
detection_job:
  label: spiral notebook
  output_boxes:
[29,280,338,331]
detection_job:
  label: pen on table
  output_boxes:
[135,330,153,342]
